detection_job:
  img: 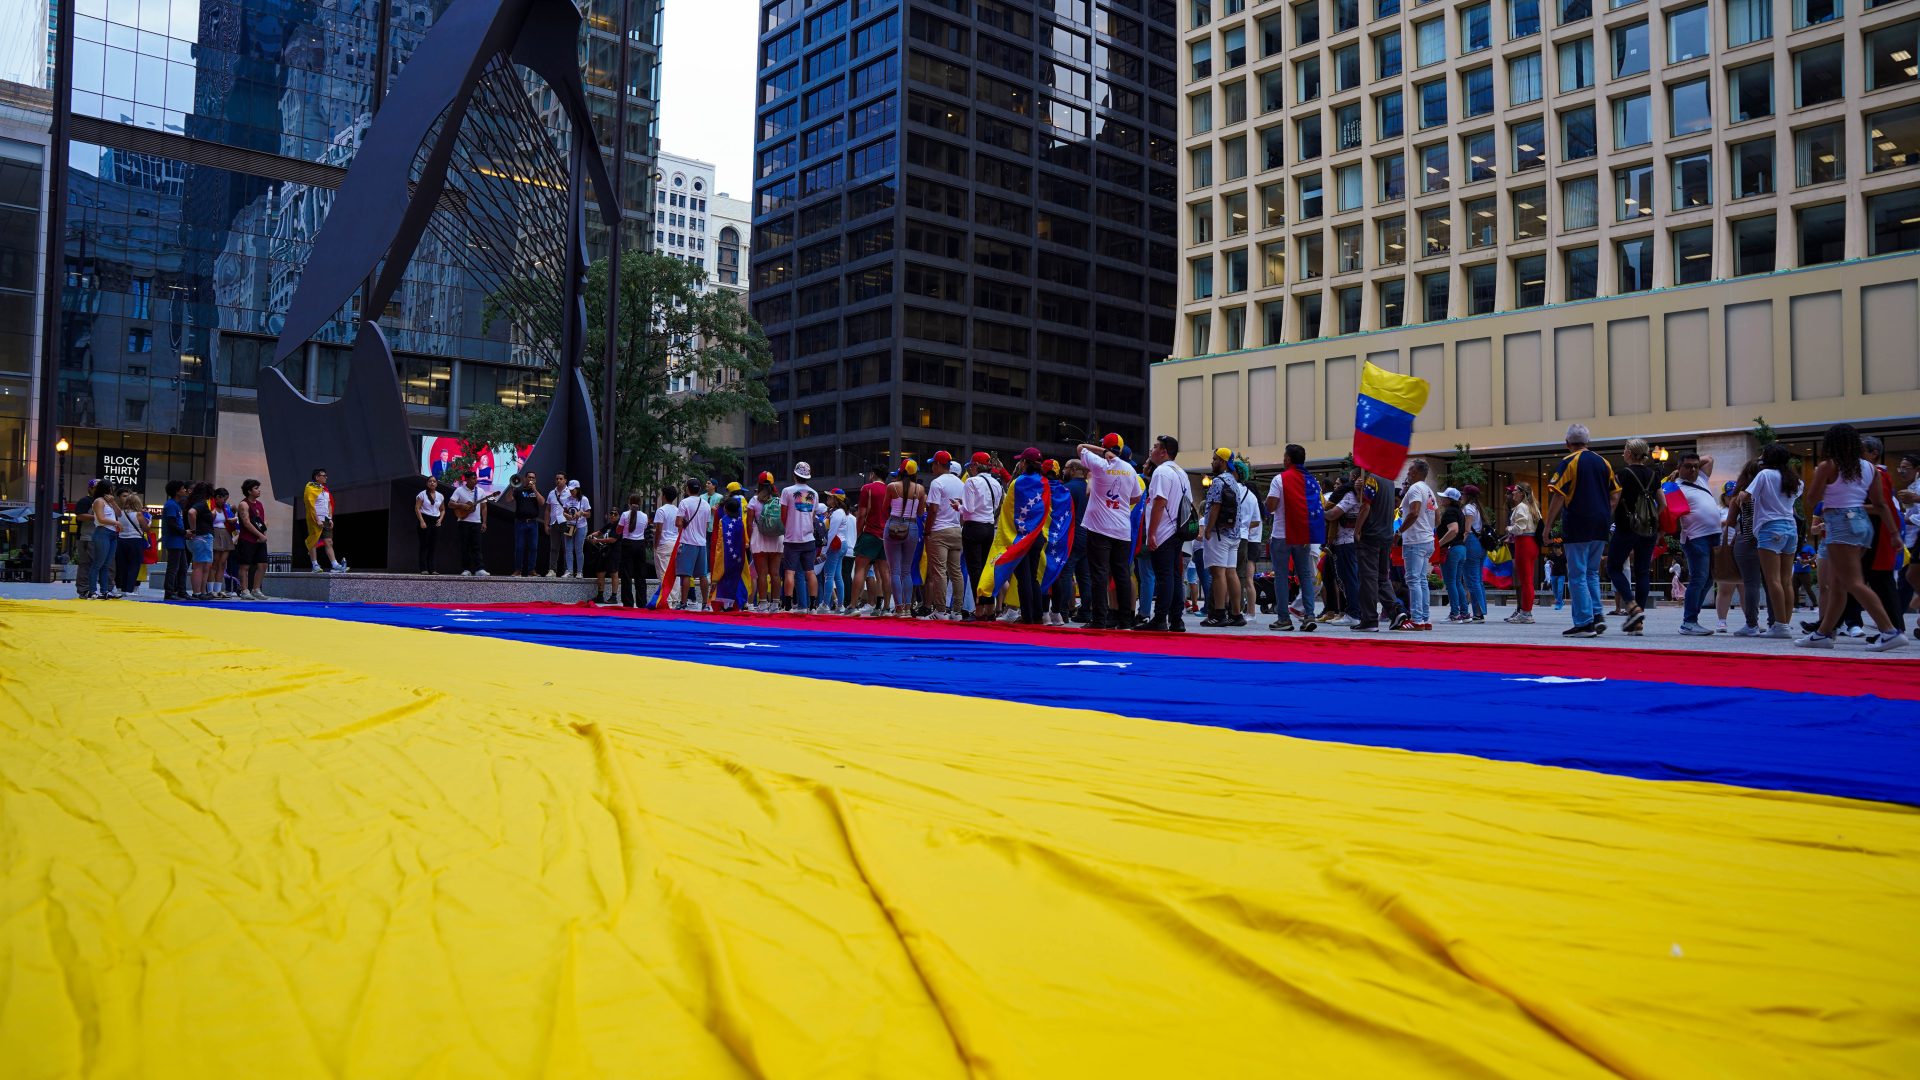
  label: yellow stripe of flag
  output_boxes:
[1358,360,1430,418]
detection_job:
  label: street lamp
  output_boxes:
[54,437,69,566]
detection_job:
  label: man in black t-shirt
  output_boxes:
[509,472,547,577]
[1607,437,1658,630]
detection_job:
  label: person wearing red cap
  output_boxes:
[852,463,891,615]
[961,452,1004,617]
[925,450,965,619]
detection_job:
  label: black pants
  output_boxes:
[418,517,440,570]
[1070,528,1091,611]
[459,521,483,573]
[1014,550,1042,623]
[620,540,650,607]
[164,549,189,597]
[962,521,995,601]
[1845,567,1905,632]
[1086,531,1135,628]
[1150,539,1184,628]
[116,538,146,593]
[1356,540,1398,627]
[1607,529,1655,610]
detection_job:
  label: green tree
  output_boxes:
[1751,415,1778,447]
[1446,443,1487,490]
[479,252,773,502]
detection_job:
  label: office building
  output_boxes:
[746,0,1182,487]
[1161,0,1920,493]
[2,0,661,570]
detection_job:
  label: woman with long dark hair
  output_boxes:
[1797,425,1905,651]
[114,490,149,594]
[1732,443,1799,637]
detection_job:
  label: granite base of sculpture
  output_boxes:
[261,0,616,571]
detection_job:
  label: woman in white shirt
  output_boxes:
[114,491,148,594]
[415,476,446,574]
[745,474,784,611]
[1797,423,1904,650]
[647,484,680,603]
[89,485,122,598]
[817,490,855,612]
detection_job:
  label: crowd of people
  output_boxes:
[72,477,274,602]
[532,424,1917,653]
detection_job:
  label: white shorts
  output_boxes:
[1203,535,1239,568]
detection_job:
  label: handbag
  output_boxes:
[1711,543,1738,582]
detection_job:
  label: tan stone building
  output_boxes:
[1161,0,1920,489]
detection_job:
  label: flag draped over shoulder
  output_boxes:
[1040,478,1076,593]
[1279,468,1326,546]
[716,503,748,610]
[1127,473,1148,564]
[1353,362,1429,479]
[649,520,680,610]
[979,473,1049,602]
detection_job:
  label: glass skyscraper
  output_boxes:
[3,0,660,563]
[747,0,1180,486]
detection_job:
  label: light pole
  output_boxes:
[54,437,68,564]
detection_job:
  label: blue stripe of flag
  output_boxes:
[1356,393,1415,448]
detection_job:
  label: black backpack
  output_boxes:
[1626,467,1662,537]
[1211,477,1238,532]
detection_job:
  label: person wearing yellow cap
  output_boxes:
[884,457,926,616]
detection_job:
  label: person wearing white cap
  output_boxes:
[1435,487,1469,622]
[780,462,821,610]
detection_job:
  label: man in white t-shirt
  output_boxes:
[779,462,821,609]
[1140,435,1193,632]
[1075,434,1141,629]
[674,479,713,610]
[648,482,679,598]
[1234,460,1261,619]
[923,451,966,618]
[545,472,578,578]
[448,471,488,576]
[1395,459,1438,629]
[1670,452,1722,634]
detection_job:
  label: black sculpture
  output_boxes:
[261,0,616,549]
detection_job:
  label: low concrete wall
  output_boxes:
[264,571,599,605]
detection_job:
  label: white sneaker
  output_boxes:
[1868,630,1909,653]
[1678,622,1713,636]
[475,569,490,576]
[331,563,349,573]
[851,604,873,616]
[1794,632,1835,649]
[1846,625,1865,638]
[1766,623,1792,638]
[1715,620,1728,633]
[252,590,269,601]
[997,609,1020,623]
[460,570,473,577]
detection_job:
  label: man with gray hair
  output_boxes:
[1543,423,1620,637]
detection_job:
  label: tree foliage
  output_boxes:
[1446,443,1487,490]
[475,252,774,502]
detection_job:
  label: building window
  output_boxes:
[1420,205,1451,256]
[1190,313,1212,354]
[1380,214,1408,262]
[1563,174,1599,228]
[1335,44,1361,92]
[1616,236,1652,292]
[1795,123,1844,185]
[1191,255,1215,298]
[1378,152,1406,200]
[1337,224,1364,271]
[1226,135,1250,179]
[1416,18,1446,67]
[1261,124,1287,171]
[1672,225,1712,283]
[1613,93,1651,148]
[1338,286,1362,333]
[1378,277,1407,327]
[1261,68,1286,112]
[1732,136,1775,197]
[1225,190,1250,235]
[1513,254,1546,307]
[1420,77,1443,126]
[1795,42,1843,108]
[1612,21,1649,77]
[1866,20,1920,92]
[1263,240,1288,285]
[1512,118,1545,172]
[1335,103,1363,152]
[1558,37,1593,91]
[1867,187,1920,255]
[1615,163,1654,220]
[1797,202,1846,265]
[1225,247,1249,292]
[1671,152,1711,209]
[1512,184,1547,240]
[1733,215,1777,275]
[1420,141,1451,191]
[1510,0,1540,39]
[1192,145,1214,188]
[1510,53,1543,105]
[1667,5,1708,64]
[1461,2,1492,53]
[1560,0,1590,25]
[1223,306,1247,351]
[1223,80,1248,125]
[1669,78,1710,136]
[1464,130,1496,182]
[1870,103,1920,172]
[1298,293,1323,339]
[1191,39,1213,80]
[1377,30,1403,78]
[1191,200,1215,242]
[1263,182,1288,226]
[1297,0,1322,44]
[1300,56,1323,101]
[1334,0,1359,33]
[1728,0,1771,46]
[1194,0,1213,29]
[1300,172,1325,218]
[1224,26,1247,68]
[1465,195,1497,247]
[1262,300,1285,344]
[1728,61,1772,123]
[1564,244,1599,299]
[1795,0,1838,30]
[1337,164,1364,211]
[1421,270,1450,321]
[1191,93,1213,134]
[1378,91,1404,139]
[1562,106,1596,159]
[1463,66,1494,117]
[1297,116,1322,161]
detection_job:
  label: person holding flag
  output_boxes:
[1076,433,1141,630]
[1264,443,1325,632]
[979,448,1051,624]
[1039,459,1078,625]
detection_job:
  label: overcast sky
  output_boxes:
[657,0,759,202]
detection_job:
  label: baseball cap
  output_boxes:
[1017,447,1043,463]
[757,471,775,485]
[933,450,952,468]
[971,451,991,466]
[901,459,918,476]
[1043,458,1060,476]
[949,462,962,475]
[794,461,813,479]
[827,487,846,498]
[1101,433,1124,450]
[725,481,742,493]
[1441,486,1462,500]
[1214,447,1234,461]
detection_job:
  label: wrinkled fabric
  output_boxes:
[255,601,1920,806]
[2,599,1917,1079]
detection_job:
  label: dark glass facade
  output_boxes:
[748,0,1178,486]
[18,0,660,512]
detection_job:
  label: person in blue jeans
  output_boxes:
[1394,460,1438,628]
[508,472,547,577]
[1668,451,1724,635]
[89,485,121,597]
[1459,485,1489,620]
[1543,423,1620,637]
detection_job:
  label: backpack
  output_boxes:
[755,497,784,537]
[1211,476,1239,532]
[1626,467,1662,537]
[1175,480,1201,541]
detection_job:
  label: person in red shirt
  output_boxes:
[853,463,891,614]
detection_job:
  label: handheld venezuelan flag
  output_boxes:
[1039,477,1076,593]
[1661,477,1693,516]
[1353,362,1429,479]
[1482,542,1514,588]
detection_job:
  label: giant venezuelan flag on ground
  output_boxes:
[1353,361,1430,479]
[4,597,1918,1077]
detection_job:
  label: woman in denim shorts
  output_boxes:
[1730,443,1801,638]
[1795,424,1905,651]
